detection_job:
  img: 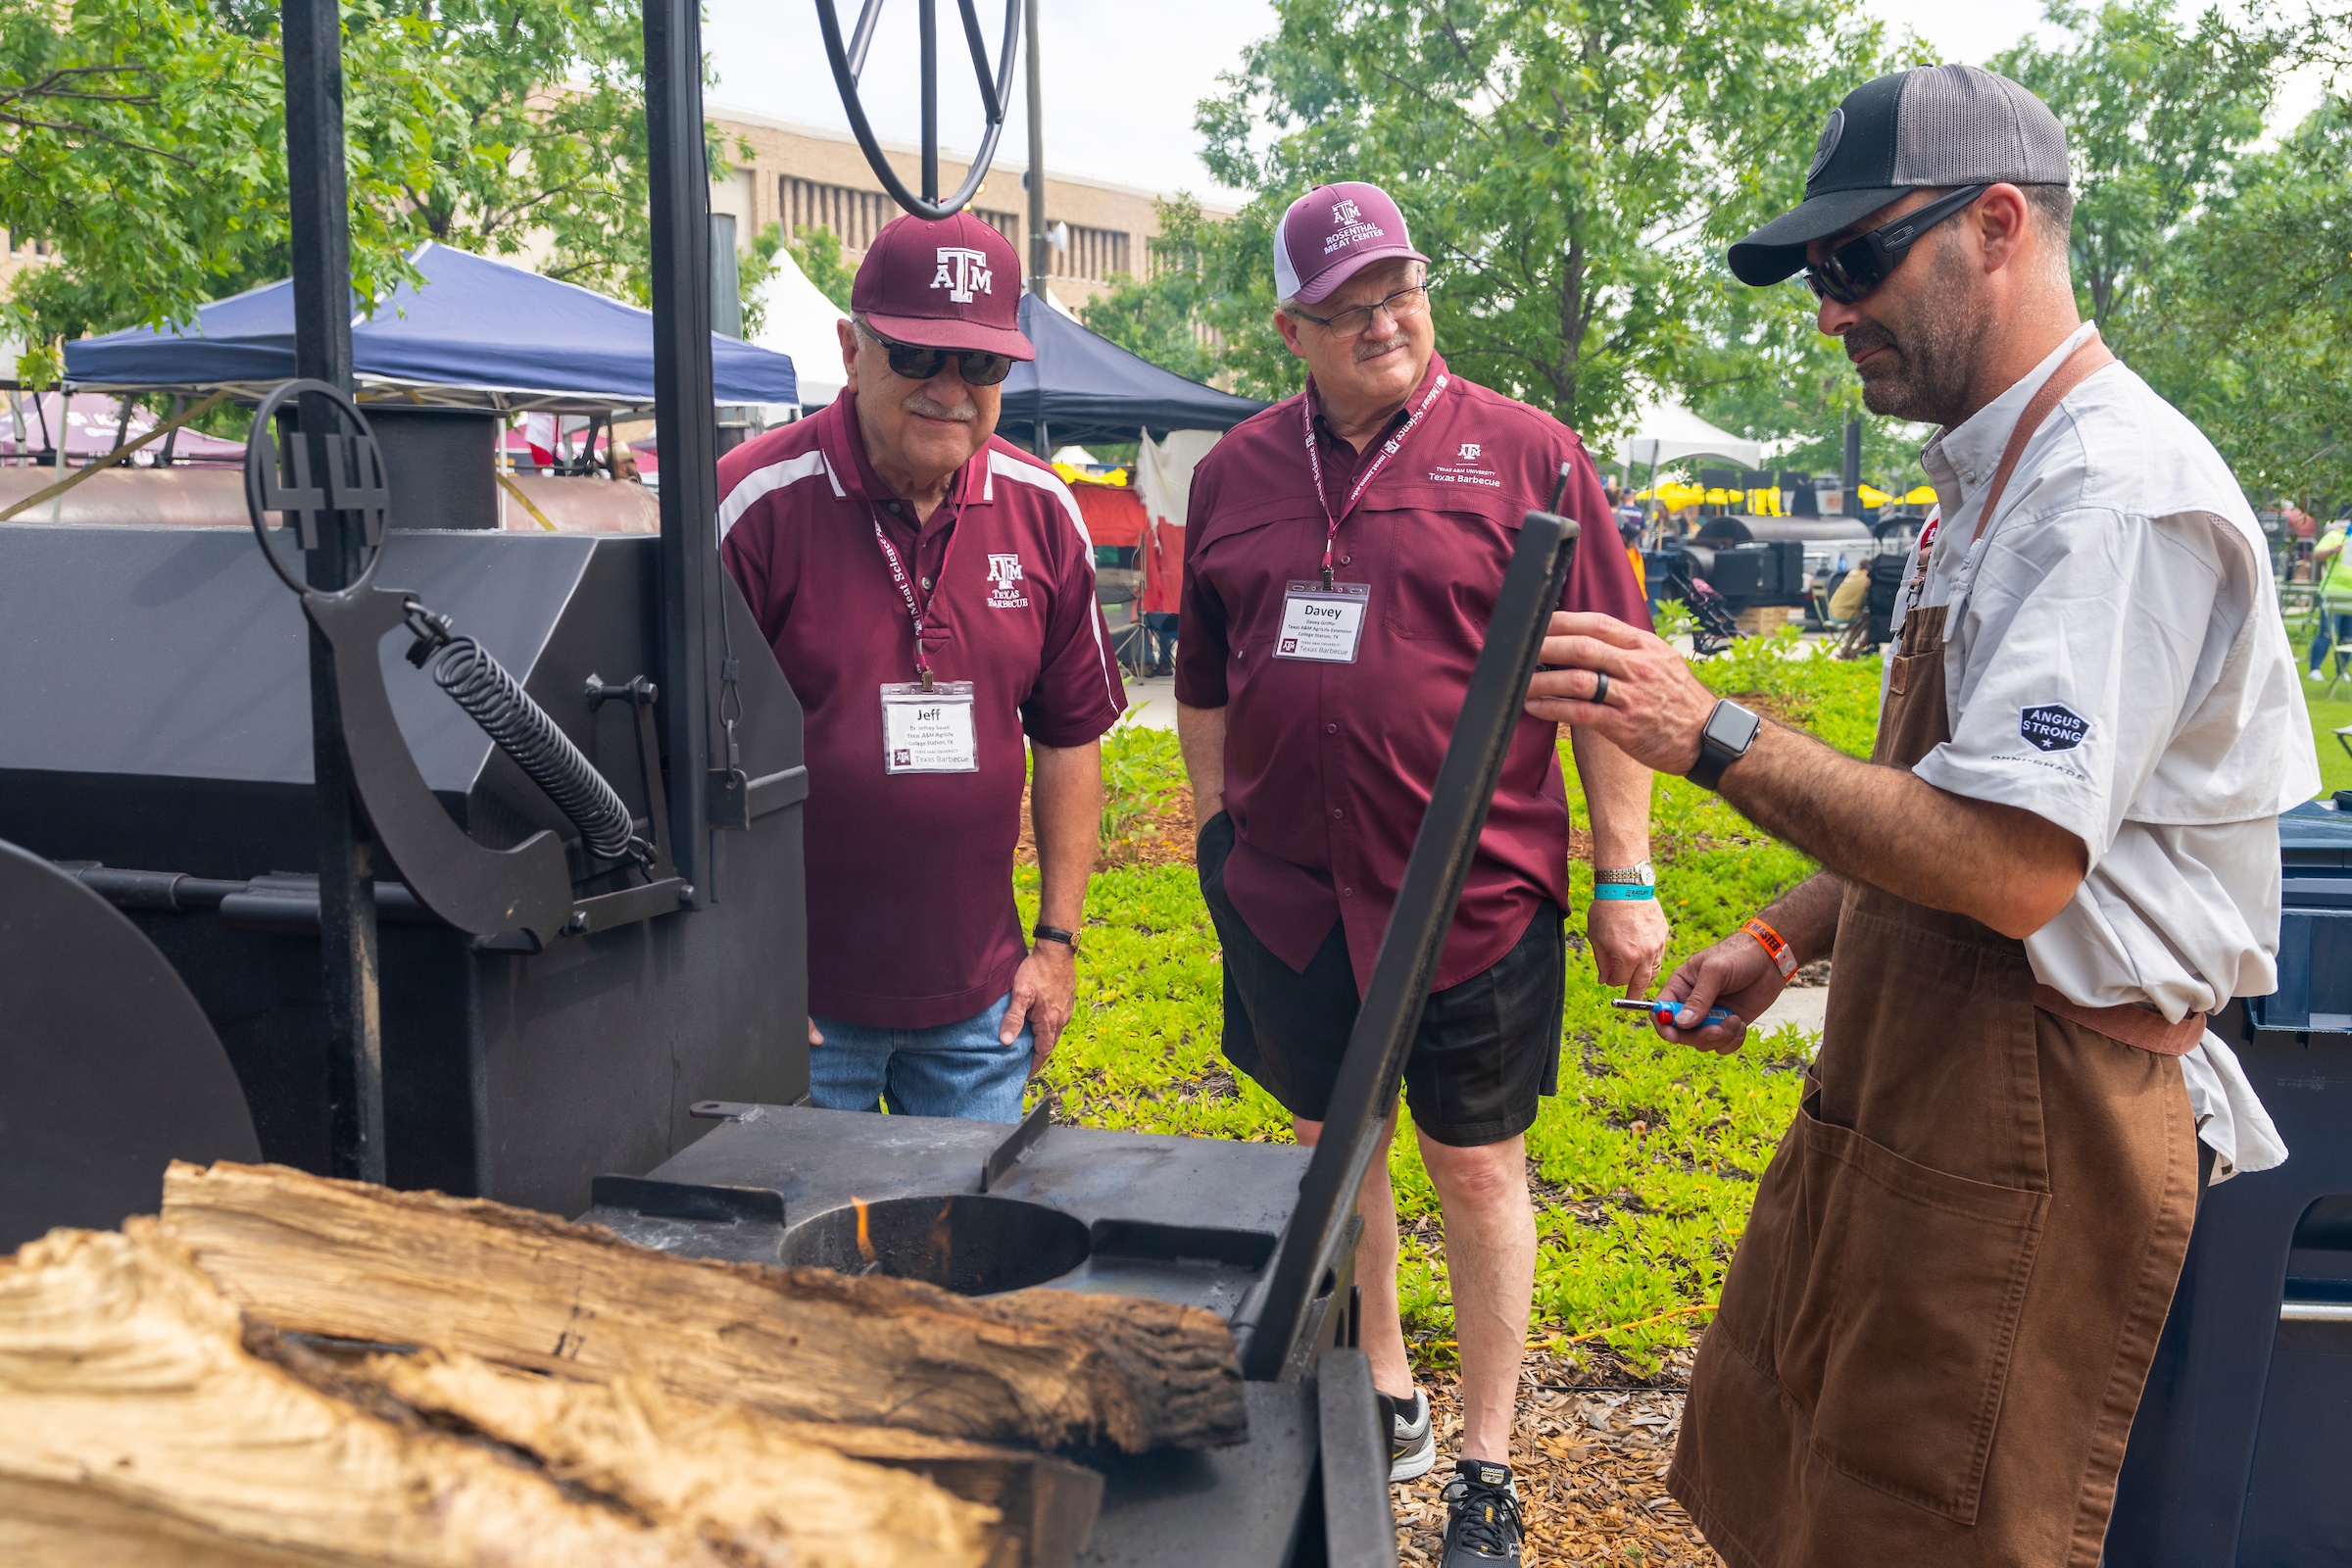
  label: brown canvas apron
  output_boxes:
[1668,341,2200,1568]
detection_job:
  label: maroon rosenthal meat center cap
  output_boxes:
[851,211,1035,360]
[1274,180,1429,305]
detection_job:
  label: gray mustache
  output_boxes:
[1355,332,1409,364]
[904,393,978,421]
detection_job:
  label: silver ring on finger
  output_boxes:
[1592,670,1610,706]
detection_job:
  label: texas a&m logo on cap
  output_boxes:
[932,246,993,304]
[986,552,1029,610]
[1324,196,1387,256]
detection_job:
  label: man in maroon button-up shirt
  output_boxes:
[720,213,1123,1125]
[1176,182,1666,1536]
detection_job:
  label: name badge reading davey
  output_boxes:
[880,681,978,773]
[1274,581,1370,663]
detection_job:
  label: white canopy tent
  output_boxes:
[1615,401,1763,471]
[748,247,849,411]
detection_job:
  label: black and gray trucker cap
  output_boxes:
[1728,65,2070,286]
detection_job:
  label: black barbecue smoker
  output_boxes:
[0,4,1600,1563]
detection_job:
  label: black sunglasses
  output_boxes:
[1803,184,1988,305]
[859,322,1015,386]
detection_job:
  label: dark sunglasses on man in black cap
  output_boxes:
[1802,183,1988,305]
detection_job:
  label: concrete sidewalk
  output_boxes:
[1119,674,1179,730]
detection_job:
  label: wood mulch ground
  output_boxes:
[1395,1347,1716,1566]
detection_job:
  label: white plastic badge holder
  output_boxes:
[1273,580,1370,663]
[880,681,979,773]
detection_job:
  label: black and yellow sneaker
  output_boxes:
[1383,1388,1434,1482]
[1439,1458,1523,1566]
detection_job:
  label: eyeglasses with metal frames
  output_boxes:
[1287,279,1436,337]
[1802,184,1989,306]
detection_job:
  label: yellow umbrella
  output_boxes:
[1857,484,1893,509]
[1902,484,1937,505]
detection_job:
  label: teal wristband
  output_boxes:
[1591,883,1656,901]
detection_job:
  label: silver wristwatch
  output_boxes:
[1593,860,1656,887]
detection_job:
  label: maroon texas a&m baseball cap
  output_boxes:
[1273,181,1429,306]
[851,211,1035,360]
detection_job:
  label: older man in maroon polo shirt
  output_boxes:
[719,213,1123,1123]
[1176,181,1664,1562]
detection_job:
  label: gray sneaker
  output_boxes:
[1384,1388,1435,1482]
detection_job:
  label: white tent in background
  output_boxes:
[748,246,849,411]
[1615,401,1762,471]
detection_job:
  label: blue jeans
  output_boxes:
[2312,613,2352,673]
[1142,611,1178,668]
[808,992,1032,1123]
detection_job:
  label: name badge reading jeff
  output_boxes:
[880,681,978,773]
[1274,581,1370,663]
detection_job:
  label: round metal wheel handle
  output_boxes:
[243,378,391,598]
[814,0,1021,220]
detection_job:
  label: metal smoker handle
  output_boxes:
[1240,510,1583,1382]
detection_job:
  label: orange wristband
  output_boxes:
[1742,917,1798,980]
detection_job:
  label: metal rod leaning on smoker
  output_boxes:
[1240,509,1582,1382]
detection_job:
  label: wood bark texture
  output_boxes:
[0,1221,995,1567]
[158,1160,1248,1452]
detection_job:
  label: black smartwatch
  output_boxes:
[1033,923,1079,954]
[1686,699,1762,792]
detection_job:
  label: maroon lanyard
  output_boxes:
[1301,368,1448,587]
[870,490,965,692]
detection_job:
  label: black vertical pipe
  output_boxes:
[645,0,716,899]
[919,0,939,203]
[281,0,383,1184]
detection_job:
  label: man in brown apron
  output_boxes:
[1524,65,2315,1567]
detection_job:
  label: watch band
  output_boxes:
[1032,923,1079,953]
[1593,860,1655,887]
[1688,699,1761,793]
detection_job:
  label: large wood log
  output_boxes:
[0,1221,997,1568]
[159,1160,1248,1453]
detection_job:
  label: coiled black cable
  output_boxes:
[429,636,642,864]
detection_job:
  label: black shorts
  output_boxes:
[1198,813,1563,1149]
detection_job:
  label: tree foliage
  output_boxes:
[0,0,664,344]
[1080,195,1224,386]
[1193,0,1890,439]
[1993,0,2288,328]
[2123,96,2352,507]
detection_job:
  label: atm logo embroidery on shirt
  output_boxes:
[985,552,1029,609]
[2020,703,2089,752]
[933,246,993,303]
[1428,439,1500,489]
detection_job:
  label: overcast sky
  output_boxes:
[702,0,2325,204]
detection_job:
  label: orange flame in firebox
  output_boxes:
[852,1197,876,1266]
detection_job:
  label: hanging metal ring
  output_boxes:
[242,378,390,597]
[813,0,1021,220]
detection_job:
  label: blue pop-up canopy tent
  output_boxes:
[65,242,796,413]
[999,292,1264,450]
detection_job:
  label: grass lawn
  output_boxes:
[1024,615,2334,1377]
